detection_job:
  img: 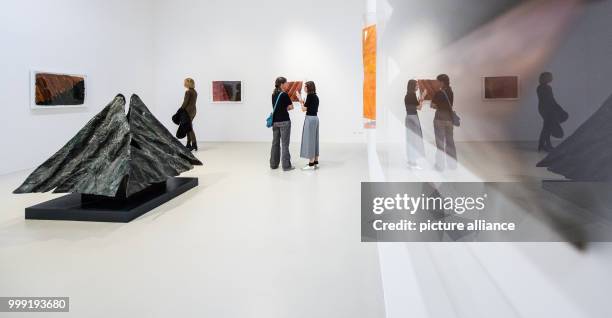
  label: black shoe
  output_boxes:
[192,143,198,152]
[185,143,193,151]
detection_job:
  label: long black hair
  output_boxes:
[436,74,453,97]
[273,77,287,96]
[436,74,450,88]
[305,81,316,94]
[407,79,417,94]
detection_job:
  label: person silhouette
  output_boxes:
[537,72,567,152]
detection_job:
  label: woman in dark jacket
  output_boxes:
[404,80,426,169]
[431,74,457,171]
[182,78,198,151]
[537,72,566,152]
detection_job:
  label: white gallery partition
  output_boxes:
[372,1,612,317]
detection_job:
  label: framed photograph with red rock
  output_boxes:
[211,81,242,103]
[31,71,86,109]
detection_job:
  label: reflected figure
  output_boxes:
[537,72,568,152]
[538,92,612,180]
[431,74,457,171]
[404,80,426,169]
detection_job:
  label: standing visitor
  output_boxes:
[297,81,320,170]
[431,74,457,170]
[181,78,198,151]
[270,77,295,171]
[404,79,426,169]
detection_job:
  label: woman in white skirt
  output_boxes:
[297,81,320,170]
[405,79,426,169]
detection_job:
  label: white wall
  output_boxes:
[377,0,612,142]
[152,0,366,143]
[511,0,612,140]
[0,0,155,175]
[4,0,611,174]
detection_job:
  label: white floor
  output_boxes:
[0,142,385,318]
[370,137,612,318]
[2,141,612,318]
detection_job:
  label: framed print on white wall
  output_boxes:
[482,76,520,101]
[31,70,87,109]
[211,81,243,104]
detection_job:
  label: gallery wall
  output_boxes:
[377,0,612,142]
[3,0,611,174]
[0,0,155,175]
[151,0,366,143]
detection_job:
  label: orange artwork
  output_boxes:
[417,79,441,101]
[363,25,376,121]
[286,81,303,102]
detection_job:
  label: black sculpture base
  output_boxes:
[25,177,198,223]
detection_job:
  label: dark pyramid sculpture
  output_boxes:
[125,94,201,196]
[14,94,202,198]
[537,93,612,181]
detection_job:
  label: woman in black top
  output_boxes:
[431,74,457,171]
[270,77,295,171]
[405,80,426,169]
[537,72,567,152]
[297,81,320,170]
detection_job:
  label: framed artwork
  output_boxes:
[286,81,303,102]
[363,24,377,122]
[416,79,441,101]
[31,71,86,109]
[211,81,242,103]
[483,76,519,100]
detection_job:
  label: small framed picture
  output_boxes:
[482,76,520,101]
[211,81,243,104]
[31,70,87,109]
